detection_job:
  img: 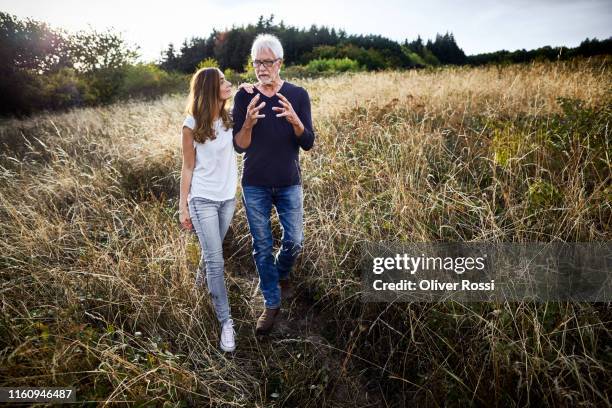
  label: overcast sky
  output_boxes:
[1,0,611,62]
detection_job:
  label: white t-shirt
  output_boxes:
[182,115,238,202]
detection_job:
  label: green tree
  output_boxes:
[427,32,466,65]
[69,28,138,73]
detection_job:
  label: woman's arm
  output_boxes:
[179,126,196,230]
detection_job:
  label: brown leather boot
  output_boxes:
[256,307,280,335]
[279,279,294,300]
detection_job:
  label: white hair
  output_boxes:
[251,34,284,60]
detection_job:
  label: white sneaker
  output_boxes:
[220,318,236,352]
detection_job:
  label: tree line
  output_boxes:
[160,15,470,72]
[2,12,611,116]
[161,15,611,73]
[0,12,184,116]
[466,37,612,66]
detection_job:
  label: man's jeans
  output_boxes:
[242,185,304,309]
[188,196,236,325]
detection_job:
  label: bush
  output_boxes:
[119,64,186,99]
[307,44,389,70]
[526,178,562,212]
[241,56,257,83]
[402,49,427,68]
[196,58,219,70]
[42,68,93,109]
[0,70,44,115]
[84,68,127,104]
[282,65,313,79]
[305,58,361,73]
[223,68,243,85]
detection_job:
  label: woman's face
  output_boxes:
[218,71,232,101]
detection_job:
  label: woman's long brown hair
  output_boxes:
[185,67,232,143]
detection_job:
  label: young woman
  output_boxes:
[179,67,238,352]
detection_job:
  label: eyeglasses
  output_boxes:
[252,59,280,68]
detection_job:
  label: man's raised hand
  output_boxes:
[244,94,266,129]
[273,92,301,127]
[273,92,304,135]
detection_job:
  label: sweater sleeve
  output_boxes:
[232,90,248,154]
[296,88,315,151]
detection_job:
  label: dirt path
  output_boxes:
[222,251,384,407]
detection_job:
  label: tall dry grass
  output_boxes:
[0,57,610,406]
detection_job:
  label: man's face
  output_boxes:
[254,48,282,85]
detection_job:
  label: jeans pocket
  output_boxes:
[223,197,237,206]
[191,196,219,206]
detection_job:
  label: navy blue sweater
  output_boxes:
[232,81,315,187]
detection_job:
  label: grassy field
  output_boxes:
[1,58,610,407]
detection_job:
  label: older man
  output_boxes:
[233,34,315,335]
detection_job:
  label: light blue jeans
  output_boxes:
[188,196,236,325]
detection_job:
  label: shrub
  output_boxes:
[402,49,427,68]
[241,56,257,82]
[119,63,186,99]
[42,68,93,109]
[282,65,312,79]
[223,68,243,85]
[305,58,361,73]
[83,68,126,104]
[307,44,390,70]
[526,178,562,212]
[196,58,219,70]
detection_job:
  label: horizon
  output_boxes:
[1,0,611,63]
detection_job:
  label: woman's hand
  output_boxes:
[238,82,260,94]
[179,205,193,231]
